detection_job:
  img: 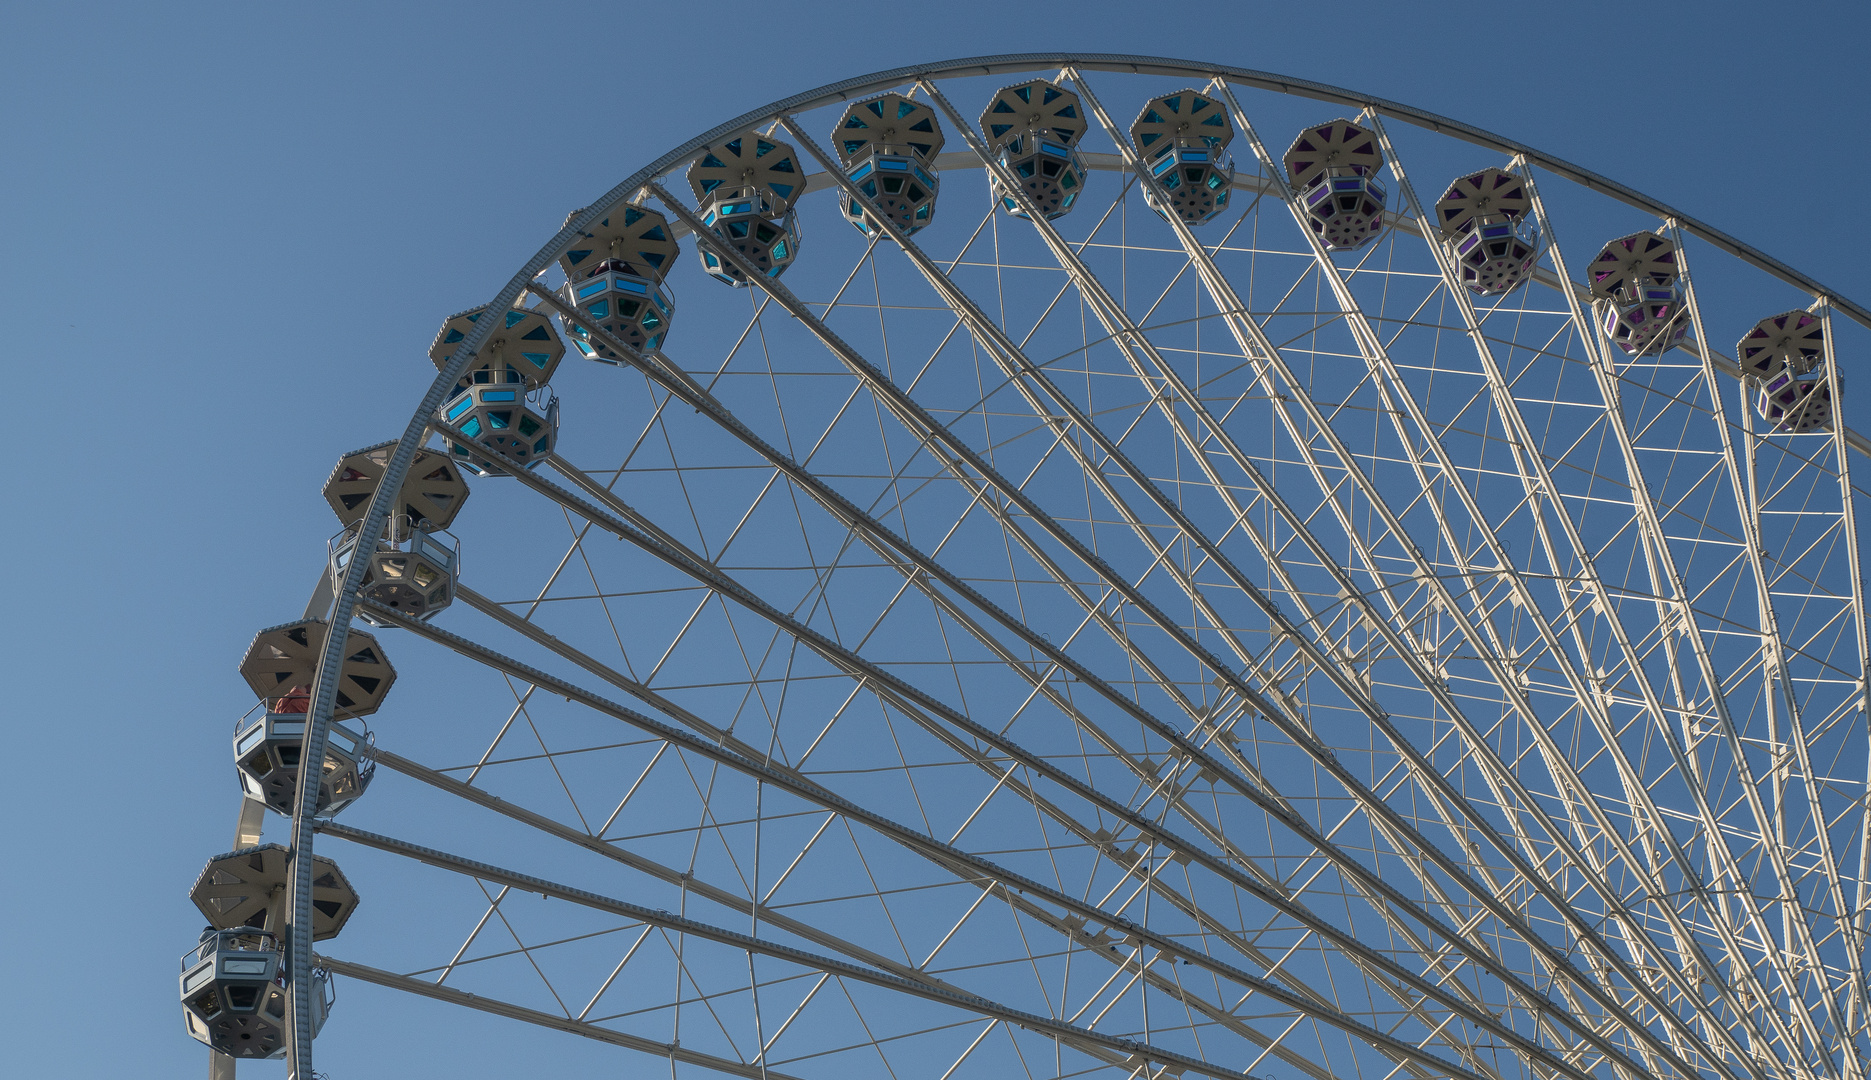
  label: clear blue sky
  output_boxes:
[2,1,1865,1075]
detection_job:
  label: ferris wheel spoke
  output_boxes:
[856,88,1526,909]
[315,953,813,1080]
[340,692,1511,1080]
[1507,165,1855,1072]
[1242,114,1707,957]
[430,423,1646,1078]
[1809,301,1871,1016]
[378,743,1222,1000]
[318,819,1122,1070]
[596,124,1688,1080]
[383,735,1427,1080]
[198,61,1871,1080]
[557,437,1480,1057]
[1047,77,1773,1078]
[1244,98,1821,1076]
[1354,116,1850,1073]
[440,476,1575,1080]
[920,175,1653,1078]
[1663,229,1870,1049]
[1047,71,1758,1070]
[636,170,1601,1070]
[643,189,1302,733]
[883,109,1706,1080]
[363,586,1551,1079]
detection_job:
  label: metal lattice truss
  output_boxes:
[285,56,1871,1080]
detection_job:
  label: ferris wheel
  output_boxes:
[180,55,1871,1080]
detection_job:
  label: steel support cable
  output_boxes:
[1196,78,1806,1077]
[354,595,1492,1080]
[1056,68,1750,1079]
[918,73,1718,1080]
[370,747,918,979]
[314,820,1266,1080]
[1363,112,1831,1070]
[424,415,1577,1080]
[371,743,1366,1080]
[452,582,737,753]
[834,83,1649,1077]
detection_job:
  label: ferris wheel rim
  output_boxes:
[495,52,1871,465]
[276,55,1871,1080]
[539,52,1871,332]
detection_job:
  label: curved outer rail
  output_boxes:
[285,53,1870,1077]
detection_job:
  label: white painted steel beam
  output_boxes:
[1213,82,1823,1076]
[349,598,1497,1080]
[648,169,1648,1080]
[371,743,1401,1080]
[1367,112,1843,1075]
[424,410,1573,1080]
